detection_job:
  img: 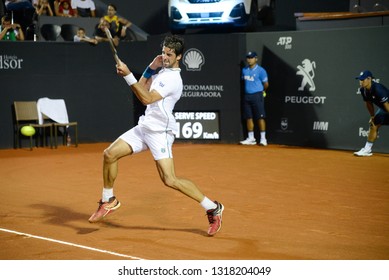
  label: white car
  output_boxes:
[168,0,269,33]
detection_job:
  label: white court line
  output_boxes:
[0,227,144,260]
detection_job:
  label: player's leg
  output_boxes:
[155,157,204,202]
[148,130,224,236]
[89,138,133,223]
[155,158,224,236]
[103,138,133,187]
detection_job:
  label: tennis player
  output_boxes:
[354,70,389,157]
[89,35,224,236]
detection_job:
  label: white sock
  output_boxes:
[248,131,254,140]
[200,197,217,211]
[364,142,373,150]
[260,131,266,140]
[102,187,114,202]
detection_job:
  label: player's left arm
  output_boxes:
[138,55,162,91]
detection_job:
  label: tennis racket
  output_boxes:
[104,27,120,64]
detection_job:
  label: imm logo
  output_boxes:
[313,121,328,131]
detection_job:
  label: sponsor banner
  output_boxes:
[247,27,389,152]
[175,34,242,143]
[0,55,24,70]
[174,111,220,140]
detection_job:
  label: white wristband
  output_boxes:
[123,73,137,86]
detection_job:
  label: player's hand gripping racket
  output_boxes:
[104,27,120,64]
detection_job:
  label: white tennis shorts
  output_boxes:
[119,125,174,160]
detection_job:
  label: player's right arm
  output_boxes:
[117,59,163,105]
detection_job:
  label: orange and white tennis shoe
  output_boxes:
[88,196,121,223]
[206,201,224,236]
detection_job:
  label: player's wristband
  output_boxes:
[142,66,156,79]
[123,73,137,86]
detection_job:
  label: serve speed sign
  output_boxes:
[174,112,220,140]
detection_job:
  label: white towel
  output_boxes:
[37,97,70,125]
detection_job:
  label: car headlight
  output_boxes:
[229,3,246,18]
[170,6,183,20]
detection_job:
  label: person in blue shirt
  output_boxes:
[240,51,269,146]
[354,70,389,157]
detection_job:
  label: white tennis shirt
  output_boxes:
[138,67,182,134]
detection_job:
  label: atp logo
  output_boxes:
[277,36,292,49]
[183,48,205,71]
[297,59,316,92]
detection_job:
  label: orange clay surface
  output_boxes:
[0,143,388,260]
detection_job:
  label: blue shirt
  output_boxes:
[242,64,268,94]
[360,81,389,111]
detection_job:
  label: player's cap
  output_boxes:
[356,70,373,80]
[246,51,257,58]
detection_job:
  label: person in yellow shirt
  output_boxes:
[103,3,132,40]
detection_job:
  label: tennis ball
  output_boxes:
[20,126,36,137]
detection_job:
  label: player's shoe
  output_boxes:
[88,196,121,223]
[259,139,268,146]
[206,201,224,236]
[353,147,373,157]
[240,138,257,145]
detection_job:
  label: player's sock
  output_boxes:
[200,197,217,211]
[248,131,254,140]
[260,131,266,140]
[102,187,114,202]
[364,142,373,150]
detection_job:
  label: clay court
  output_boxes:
[0,143,388,260]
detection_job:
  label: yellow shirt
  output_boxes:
[103,15,120,33]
